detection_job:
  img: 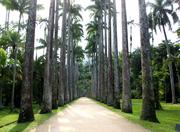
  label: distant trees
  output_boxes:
[86,0,122,109]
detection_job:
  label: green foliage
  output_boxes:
[176,27,180,38]
[128,42,179,100]
[77,63,91,96]
[74,45,84,62]
[97,99,180,132]
[148,0,179,30]
[0,48,7,68]
[130,49,142,98]
[0,31,22,50]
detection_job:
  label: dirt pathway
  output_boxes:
[30,97,148,132]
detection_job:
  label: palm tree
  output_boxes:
[86,0,105,102]
[112,0,120,109]
[59,0,68,106]
[121,0,132,113]
[70,18,83,100]
[86,21,98,99]
[107,0,114,106]
[66,0,71,103]
[103,0,108,104]
[52,0,60,109]
[18,0,37,122]
[148,0,179,104]
[98,0,104,103]
[139,0,159,122]
[40,0,55,114]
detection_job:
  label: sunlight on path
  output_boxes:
[30,97,149,132]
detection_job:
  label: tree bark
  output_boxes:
[18,0,37,122]
[107,0,114,106]
[139,0,159,122]
[59,0,68,105]
[113,0,120,109]
[104,0,108,103]
[98,1,104,102]
[67,3,71,102]
[52,0,59,109]
[11,12,23,111]
[121,0,132,113]
[40,0,55,114]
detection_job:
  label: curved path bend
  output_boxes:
[30,97,148,132]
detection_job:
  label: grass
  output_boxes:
[0,103,69,132]
[96,99,180,132]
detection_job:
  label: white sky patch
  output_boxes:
[0,0,179,57]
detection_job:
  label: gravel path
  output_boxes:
[30,97,149,132]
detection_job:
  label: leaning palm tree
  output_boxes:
[148,0,179,104]
[18,0,37,123]
[139,0,159,122]
[121,0,132,113]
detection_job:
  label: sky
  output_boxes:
[0,0,179,54]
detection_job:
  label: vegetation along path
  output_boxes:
[30,97,148,132]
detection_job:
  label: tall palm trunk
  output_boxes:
[18,13,23,33]
[121,0,132,113]
[98,0,104,102]
[59,0,68,105]
[40,0,55,114]
[107,0,114,106]
[139,0,158,122]
[11,11,23,110]
[0,70,3,107]
[175,63,180,90]
[70,43,75,100]
[18,0,37,122]
[67,2,71,102]
[52,0,59,109]
[0,88,2,107]
[113,0,120,109]
[162,24,176,104]
[104,0,108,103]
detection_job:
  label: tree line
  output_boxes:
[0,0,85,122]
[85,0,179,123]
[0,0,179,124]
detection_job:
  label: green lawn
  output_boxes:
[0,104,68,132]
[96,99,180,132]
